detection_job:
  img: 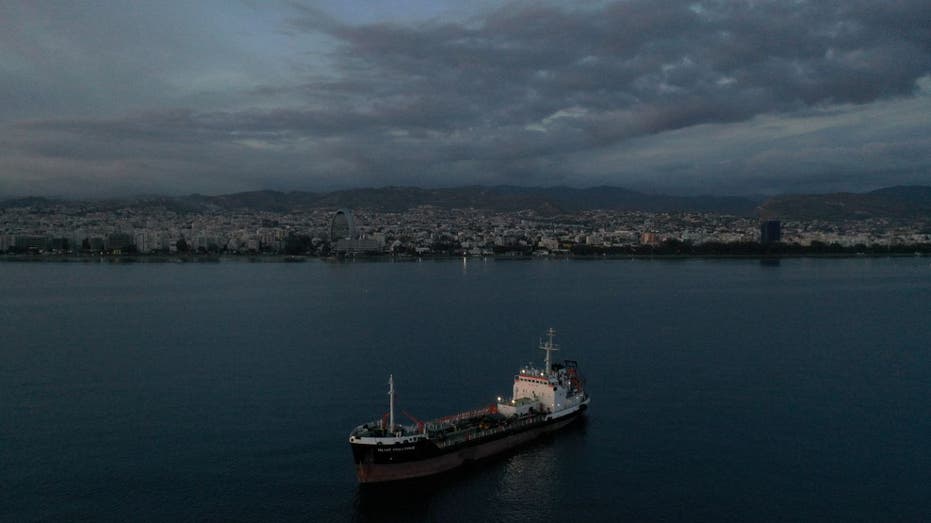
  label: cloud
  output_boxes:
[570,93,931,195]
[1,0,930,197]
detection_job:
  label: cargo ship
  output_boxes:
[348,328,590,483]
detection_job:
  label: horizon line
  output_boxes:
[3,183,930,203]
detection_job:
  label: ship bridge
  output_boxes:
[498,329,584,417]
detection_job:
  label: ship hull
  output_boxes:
[353,404,586,483]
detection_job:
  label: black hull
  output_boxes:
[351,405,587,483]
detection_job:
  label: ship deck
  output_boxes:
[431,412,545,448]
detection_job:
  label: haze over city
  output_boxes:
[1,0,930,198]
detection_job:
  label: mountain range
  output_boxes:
[3,185,930,221]
[759,186,931,221]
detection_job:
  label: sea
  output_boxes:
[1,257,930,522]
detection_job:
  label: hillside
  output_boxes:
[4,185,931,221]
[758,186,931,221]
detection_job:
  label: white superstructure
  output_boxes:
[497,328,588,418]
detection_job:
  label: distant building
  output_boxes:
[334,237,384,254]
[48,237,70,251]
[760,220,781,244]
[330,209,355,242]
[106,232,135,253]
[640,231,660,246]
[329,208,383,254]
[14,235,49,252]
[87,237,105,252]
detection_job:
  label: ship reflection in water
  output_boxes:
[495,437,559,517]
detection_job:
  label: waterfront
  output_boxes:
[2,258,930,521]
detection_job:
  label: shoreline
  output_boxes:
[1,252,927,263]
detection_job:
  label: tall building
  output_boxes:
[106,232,135,252]
[330,209,355,242]
[760,220,781,244]
[14,235,49,252]
[329,208,383,254]
[640,231,660,246]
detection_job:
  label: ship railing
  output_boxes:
[432,413,545,449]
[352,419,424,438]
[427,405,497,429]
[350,420,385,436]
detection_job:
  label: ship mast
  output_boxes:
[388,374,395,433]
[539,327,559,374]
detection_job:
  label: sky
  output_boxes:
[1,0,929,198]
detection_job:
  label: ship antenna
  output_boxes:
[539,328,559,374]
[388,374,395,433]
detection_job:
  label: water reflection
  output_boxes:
[494,441,559,518]
[353,480,436,522]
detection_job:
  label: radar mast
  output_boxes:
[539,327,559,374]
[388,374,395,432]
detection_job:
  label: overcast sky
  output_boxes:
[1,0,929,198]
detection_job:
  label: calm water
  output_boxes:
[1,258,930,522]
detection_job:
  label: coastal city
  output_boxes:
[2,199,929,257]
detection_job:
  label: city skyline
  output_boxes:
[4,183,929,257]
[1,1,930,198]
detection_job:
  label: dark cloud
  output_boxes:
[1,0,930,197]
[303,1,930,128]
